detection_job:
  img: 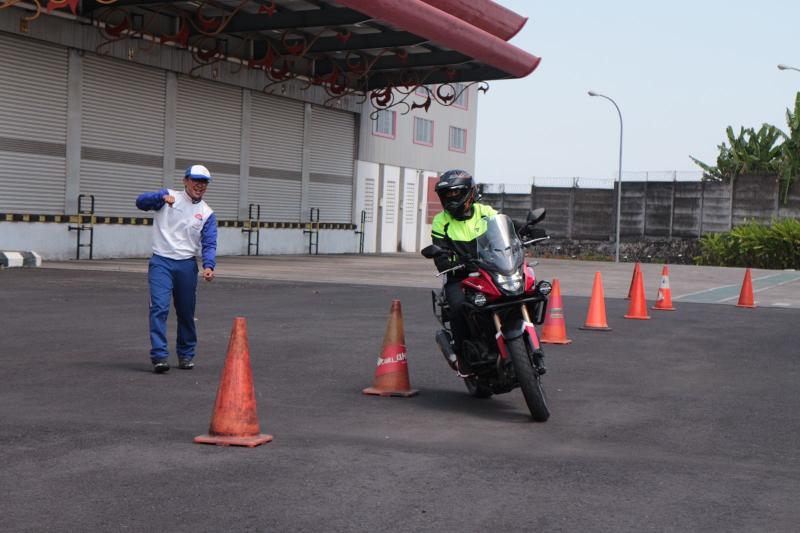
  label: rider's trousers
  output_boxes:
[444,279,469,354]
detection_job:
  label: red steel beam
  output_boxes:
[336,0,540,79]
[419,0,528,41]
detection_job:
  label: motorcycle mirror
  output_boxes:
[527,208,546,225]
[421,244,446,259]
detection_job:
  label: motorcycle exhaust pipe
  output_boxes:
[435,329,458,371]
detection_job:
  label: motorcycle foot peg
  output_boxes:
[435,329,458,370]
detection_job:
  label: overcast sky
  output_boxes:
[475,1,800,184]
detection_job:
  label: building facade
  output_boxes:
[0,0,535,260]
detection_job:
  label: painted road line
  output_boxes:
[719,273,800,302]
[674,272,800,304]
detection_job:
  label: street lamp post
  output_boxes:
[588,91,623,263]
[777,64,800,73]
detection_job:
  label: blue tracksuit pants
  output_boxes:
[148,254,198,361]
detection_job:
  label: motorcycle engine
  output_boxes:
[462,340,491,367]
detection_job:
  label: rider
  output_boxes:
[430,169,497,370]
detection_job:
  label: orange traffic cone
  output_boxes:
[736,268,756,308]
[652,265,676,311]
[580,272,612,331]
[541,278,572,344]
[624,270,651,319]
[626,262,641,300]
[363,300,418,397]
[194,317,273,447]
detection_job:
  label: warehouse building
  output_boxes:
[0,0,539,259]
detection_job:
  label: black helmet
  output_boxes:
[435,169,476,220]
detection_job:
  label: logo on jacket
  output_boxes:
[194,214,203,220]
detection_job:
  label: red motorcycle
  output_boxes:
[421,210,552,421]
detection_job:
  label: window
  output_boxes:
[449,126,467,153]
[414,117,434,146]
[372,109,396,139]
[452,83,468,109]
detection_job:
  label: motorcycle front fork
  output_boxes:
[493,305,541,360]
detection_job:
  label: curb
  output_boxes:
[0,251,42,268]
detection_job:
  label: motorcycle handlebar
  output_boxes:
[435,264,465,277]
[523,235,551,246]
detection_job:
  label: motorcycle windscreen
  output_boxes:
[475,214,524,276]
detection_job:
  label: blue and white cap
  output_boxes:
[185,164,212,181]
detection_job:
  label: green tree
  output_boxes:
[690,124,783,182]
[777,92,800,202]
[691,91,800,203]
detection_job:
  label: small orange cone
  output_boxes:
[580,272,612,331]
[195,317,273,447]
[363,300,418,397]
[652,265,676,311]
[624,270,651,319]
[736,268,756,308]
[541,278,572,344]
[626,262,641,299]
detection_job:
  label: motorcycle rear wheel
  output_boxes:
[507,337,550,421]
[463,376,493,398]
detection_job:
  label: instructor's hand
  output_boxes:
[203,268,214,282]
[163,194,175,207]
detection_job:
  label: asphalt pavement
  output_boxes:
[1,266,799,532]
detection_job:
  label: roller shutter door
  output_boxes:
[80,55,165,216]
[175,77,241,220]
[0,33,67,214]
[249,93,304,221]
[308,106,355,223]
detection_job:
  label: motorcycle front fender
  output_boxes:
[500,318,541,353]
[501,318,526,341]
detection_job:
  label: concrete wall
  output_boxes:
[673,182,702,238]
[778,178,800,220]
[572,188,616,240]
[700,181,731,234]
[481,175,800,241]
[732,174,780,226]
[531,187,571,239]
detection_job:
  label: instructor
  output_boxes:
[136,164,218,373]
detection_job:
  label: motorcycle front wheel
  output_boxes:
[507,337,550,421]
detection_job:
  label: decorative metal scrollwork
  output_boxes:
[368,81,489,119]
[2,0,491,118]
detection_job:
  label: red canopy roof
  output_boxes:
[419,0,528,41]
[337,0,540,79]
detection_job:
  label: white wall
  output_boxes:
[354,161,380,253]
[358,86,478,175]
[0,223,357,260]
[399,168,420,252]
[379,165,400,253]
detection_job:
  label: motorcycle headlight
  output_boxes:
[496,272,523,294]
[536,280,552,296]
[469,292,487,306]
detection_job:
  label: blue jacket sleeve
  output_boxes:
[201,213,218,270]
[136,189,168,211]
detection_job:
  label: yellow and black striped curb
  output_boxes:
[1,213,356,230]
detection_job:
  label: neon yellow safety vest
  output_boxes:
[431,203,497,243]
